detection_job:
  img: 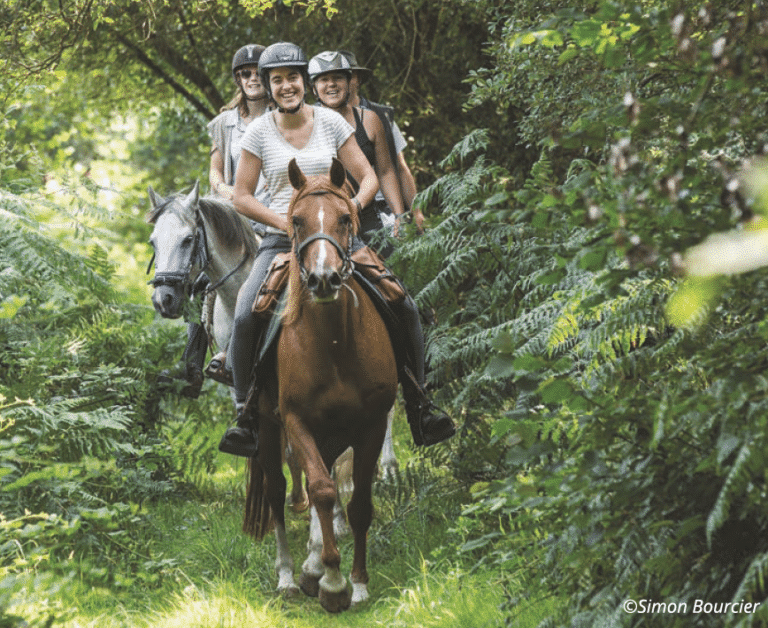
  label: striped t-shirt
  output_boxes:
[240,106,354,233]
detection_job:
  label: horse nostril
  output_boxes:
[329,271,342,291]
[307,273,320,292]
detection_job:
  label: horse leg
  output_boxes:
[259,418,299,597]
[301,505,323,597]
[379,407,399,480]
[347,418,388,605]
[332,448,353,538]
[287,414,351,613]
[286,442,309,513]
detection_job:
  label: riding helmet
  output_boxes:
[308,51,352,82]
[258,42,310,101]
[232,44,266,82]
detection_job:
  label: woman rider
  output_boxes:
[308,50,401,258]
[203,44,270,384]
[218,42,454,457]
[166,43,269,395]
[308,49,454,448]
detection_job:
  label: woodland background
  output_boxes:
[3,1,768,626]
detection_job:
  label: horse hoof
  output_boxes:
[280,584,301,599]
[320,585,352,613]
[299,572,320,598]
[289,496,309,513]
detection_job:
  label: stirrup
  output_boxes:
[218,408,258,458]
[408,401,456,447]
[205,351,233,386]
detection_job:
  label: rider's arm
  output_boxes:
[398,152,424,233]
[367,112,405,217]
[233,150,289,232]
[337,136,379,212]
[209,145,233,200]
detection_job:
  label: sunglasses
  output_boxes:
[238,69,257,80]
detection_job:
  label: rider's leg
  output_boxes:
[391,294,456,446]
[219,235,291,457]
[349,237,454,447]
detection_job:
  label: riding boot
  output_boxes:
[218,402,259,458]
[158,321,206,398]
[393,296,456,446]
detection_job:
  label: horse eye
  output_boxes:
[339,214,352,228]
[292,217,304,230]
[181,235,194,247]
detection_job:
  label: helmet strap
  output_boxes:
[277,100,304,114]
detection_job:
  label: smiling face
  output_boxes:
[314,71,351,109]
[268,66,306,110]
[237,64,266,100]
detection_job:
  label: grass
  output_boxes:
[3,405,559,628]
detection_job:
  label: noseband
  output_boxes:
[291,190,354,285]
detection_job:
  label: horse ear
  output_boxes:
[148,186,164,209]
[330,158,346,189]
[186,180,200,206]
[288,158,306,190]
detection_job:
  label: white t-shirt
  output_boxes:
[240,106,354,233]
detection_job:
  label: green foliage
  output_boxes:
[387,2,768,625]
[0,177,229,624]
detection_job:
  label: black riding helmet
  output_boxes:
[232,44,266,84]
[258,42,310,112]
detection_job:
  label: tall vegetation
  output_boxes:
[4,0,768,626]
[388,0,768,624]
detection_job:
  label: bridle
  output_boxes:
[147,203,249,297]
[291,189,354,286]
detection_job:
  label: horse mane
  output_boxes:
[282,175,359,326]
[146,192,258,258]
[197,195,259,257]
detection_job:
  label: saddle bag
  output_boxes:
[351,246,406,304]
[252,252,292,316]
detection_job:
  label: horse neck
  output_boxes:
[198,213,254,303]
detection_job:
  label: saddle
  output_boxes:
[244,246,409,416]
[251,246,406,317]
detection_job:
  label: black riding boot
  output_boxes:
[218,403,259,458]
[218,313,268,458]
[393,296,456,446]
[158,321,206,399]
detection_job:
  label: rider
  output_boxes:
[218,42,454,458]
[339,50,426,233]
[160,44,270,398]
[308,50,401,258]
[202,43,271,384]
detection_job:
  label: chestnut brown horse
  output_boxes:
[243,158,397,612]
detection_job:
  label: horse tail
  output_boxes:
[243,458,274,540]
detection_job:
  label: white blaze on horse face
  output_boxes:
[315,206,328,268]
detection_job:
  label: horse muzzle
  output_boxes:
[306,266,344,303]
[151,284,185,318]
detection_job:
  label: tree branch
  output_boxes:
[108,27,216,119]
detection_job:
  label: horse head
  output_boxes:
[146,181,205,318]
[287,158,358,304]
